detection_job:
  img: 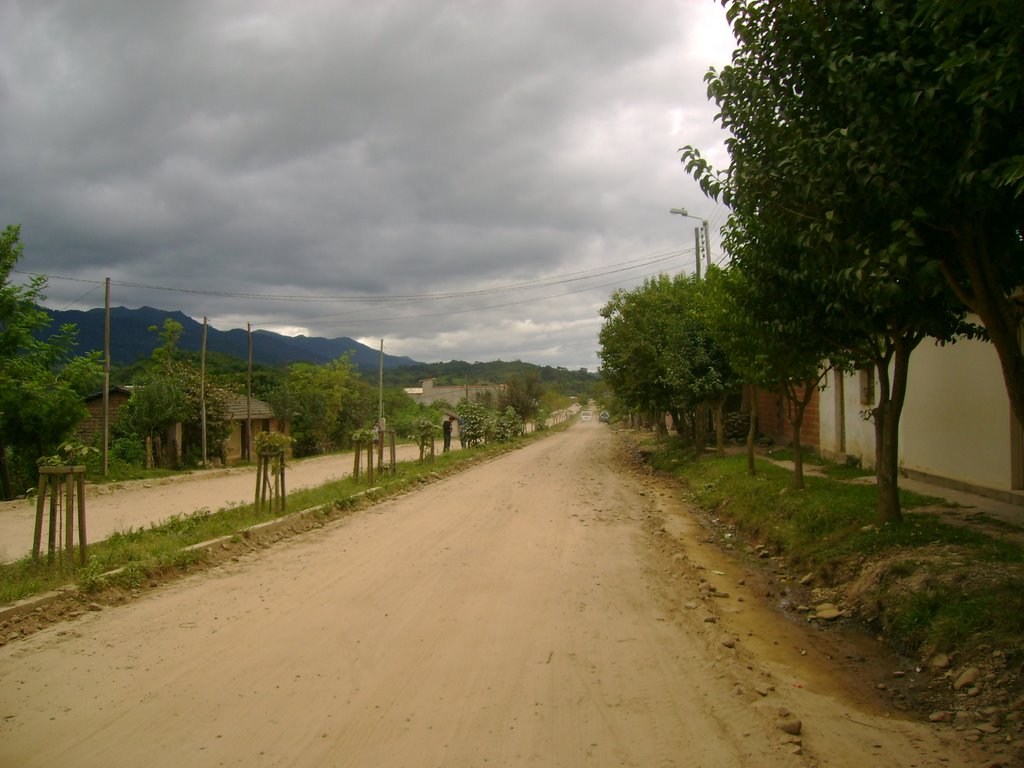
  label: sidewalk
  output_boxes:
[897,474,1024,530]
[0,444,437,564]
[763,455,1024,531]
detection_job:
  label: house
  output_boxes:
[815,334,1023,503]
[220,395,288,464]
[745,327,1024,505]
[78,388,287,466]
[403,377,506,407]
[78,385,135,443]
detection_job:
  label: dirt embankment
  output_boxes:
[0,424,1010,767]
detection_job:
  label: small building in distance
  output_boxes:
[78,385,135,444]
[403,377,506,408]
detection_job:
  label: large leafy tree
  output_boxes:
[682,0,980,523]
[270,357,361,456]
[118,319,233,467]
[702,265,837,487]
[599,274,737,451]
[0,225,101,497]
[500,371,545,424]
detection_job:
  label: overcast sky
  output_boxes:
[0,0,734,371]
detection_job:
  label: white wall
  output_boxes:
[900,336,1011,489]
[821,334,1015,491]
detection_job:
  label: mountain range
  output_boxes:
[40,306,421,371]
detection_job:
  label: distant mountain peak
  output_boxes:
[38,305,420,370]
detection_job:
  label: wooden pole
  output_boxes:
[47,475,57,564]
[246,322,253,462]
[76,470,87,565]
[32,475,46,561]
[102,277,110,476]
[200,317,208,467]
[64,471,74,557]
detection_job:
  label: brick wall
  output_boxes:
[754,386,820,449]
[78,390,133,443]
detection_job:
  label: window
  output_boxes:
[859,366,876,406]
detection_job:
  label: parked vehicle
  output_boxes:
[599,411,610,423]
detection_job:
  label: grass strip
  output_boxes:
[644,437,1024,656]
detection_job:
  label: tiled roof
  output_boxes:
[221,396,275,421]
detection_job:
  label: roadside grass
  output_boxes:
[1,425,567,607]
[644,437,1024,657]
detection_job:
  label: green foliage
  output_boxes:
[599,274,737,434]
[269,357,362,456]
[455,399,492,447]
[499,371,544,422]
[652,442,1024,657]
[0,225,102,497]
[254,430,291,455]
[680,1,1007,521]
[149,318,183,372]
[36,438,99,467]
[493,405,524,442]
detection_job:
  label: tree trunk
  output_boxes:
[713,399,725,457]
[746,385,758,477]
[942,226,1024,428]
[655,412,668,440]
[781,379,817,490]
[872,337,917,526]
[0,438,11,500]
[784,383,806,491]
[693,404,707,459]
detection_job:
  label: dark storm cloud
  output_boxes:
[0,0,734,369]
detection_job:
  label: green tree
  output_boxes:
[599,274,737,452]
[271,357,360,456]
[500,371,544,424]
[455,399,492,447]
[682,0,978,523]
[0,225,101,497]
[117,320,233,468]
[702,265,837,486]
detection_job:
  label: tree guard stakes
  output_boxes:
[254,450,286,513]
[352,431,397,486]
[33,465,87,566]
[418,433,436,464]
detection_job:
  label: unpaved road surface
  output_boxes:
[0,423,981,767]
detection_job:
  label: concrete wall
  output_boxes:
[900,336,1012,490]
[821,334,1020,494]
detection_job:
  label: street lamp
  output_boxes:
[670,207,711,279]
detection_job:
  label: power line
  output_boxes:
[12,247,686,305]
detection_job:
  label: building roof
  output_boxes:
[83,385,135,401]
[221,395,275,421]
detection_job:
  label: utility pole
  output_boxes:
[703,219,712,272]
[670,207,708,279]
[694,227,702,280]
[246,322,253,462]
[200,317,208,467]
[102,278,110,476]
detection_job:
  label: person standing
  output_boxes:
[442,415,455,452]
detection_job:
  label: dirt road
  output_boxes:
[0,423,980,767]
